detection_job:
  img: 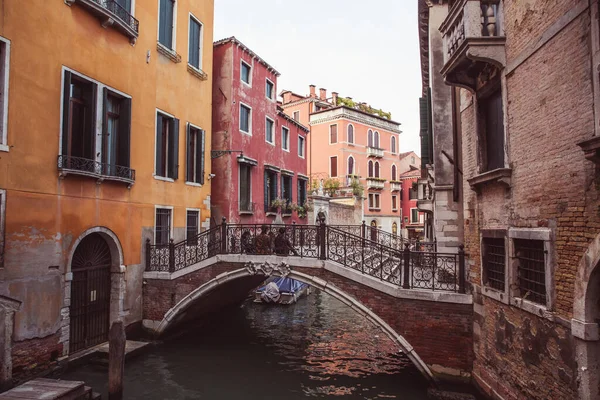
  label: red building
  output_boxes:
[211,37,309,224]
[399,167,424,239]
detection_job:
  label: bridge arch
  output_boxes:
[154,265,436,383]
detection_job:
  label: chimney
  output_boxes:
[309,85,316,98]
[332,91,338,105]
[319,88,327,101]
[282,91,292,104]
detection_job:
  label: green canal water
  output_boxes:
[62,289,473,399]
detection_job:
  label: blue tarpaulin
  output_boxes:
[257,277,308,294]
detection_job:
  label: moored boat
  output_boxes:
[254,276,310,304]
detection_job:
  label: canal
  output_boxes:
[62,289,443,399]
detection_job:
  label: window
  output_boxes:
[188,15,203,70]
[0,37,10,150]
[241,61,251,85]
[392,222,398,236]
[266,117,274,144]
[374,161,380,178]
[298,136,305,158]
[374,131,380,148]
[482,236,506,291]
[63,73,96,162]
[391,136,396,153]
[266,79,274,100]
[158,0,175,49]
[411,156,416,165]
[155,208,172,245]
[391,165,397,181]
[368,129,373,147]
[186,124,205,184]
[400,187,403,200]
[368,160,374,177]
[479,87,505,172]
[240,103,251,134]
[281,175,293,212]
[281,127,290,151]
[293,111,300,121]
[368,193,380,209]
[186,210,199,244]
[297,178,307,206]
[101,91,132,176]
[348,156,355,175]
[404,216,409,223]
[0,189,5,267]
[264,169,278,212]
[155,111,180,179]
[392,195,397,211]
[411,208,419,223]
[347,124,354,144]
[409,187,417,200]
[330,156,338,177]
[515,239,546,305]
[330,124,337,144]
[239,163,252,212]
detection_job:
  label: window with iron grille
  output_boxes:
[186,210,199,244]
[515,239,546,305]
[155,208,171,245]
[482,237,506,291]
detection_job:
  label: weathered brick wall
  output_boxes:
[460,2,595,399]
[11,333,63,383]
[144,262,473,376]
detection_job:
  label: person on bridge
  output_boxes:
[274,227,299,256]
[255,225,272,255]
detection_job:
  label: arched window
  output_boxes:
[348,156,355,175]
[347,125,354,144]
[392,222,398,235]
[391,136,396,153]
[375,161,380,178]
[368,160,374,177]
[374,131,380,148]
[368,129,373,147]
[391,165,397,181]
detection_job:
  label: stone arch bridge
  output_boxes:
[142,222,473,382]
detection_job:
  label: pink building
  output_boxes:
[398,167,425,239]
[211,37,309,224]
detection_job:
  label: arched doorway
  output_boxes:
[69,233,112,353]
[370,220,378,241]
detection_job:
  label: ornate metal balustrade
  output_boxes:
[66,0,139,41]
[145,220,465,293]
[99,0,139,33]
[57,155,135,185]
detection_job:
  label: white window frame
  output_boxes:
[185,207,200,241]
[238,162,253,214]
[391,164,397,181]
[298,136,305,158]
[410,207,418,223]
[185,122,204,187]
[240,60,252,87]
[368,193,380,210]
[281,126,290,152]
[156,0,178,51]
[154,205,174,245]
[0,37,10,152]
[265,78,275,101]
[329,123,338,145]
[329,155,338,178]
[392,195,398,211]
[374,131,380,148]
[391,136,397,154]
[239,102,252,135]
[265,116,275,145]
[293,110,300,121]
[187,13,204,71]
[347,155,355,175]
[507,228,555,317]
[154,108,176,182]
[347,123,354,144]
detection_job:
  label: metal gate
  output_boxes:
[69,233,112,353]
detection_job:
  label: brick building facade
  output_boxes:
[419,0,600,398]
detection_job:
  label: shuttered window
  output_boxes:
[185,124,205,184]
[158,0,175,49]
[62,72,97,161]
[330,124,337,144]
[411,209,419,223]
[391,165,397,181]
[392,195,397,210]
[480,88,505,172]
[330,156,338,177]
[368,130,373,147]
[155,112,179,179]
[347,125,354,143]
[188,17,202,69]
[239,164,252,212]
[368,160,373,177]
[0,38,9,146]
[297,179,307,206]
[281,175,293,209]
[240,104,251,133]
[374,161,380,178]
[101,90,132,175]
[264,169,278,212]
[186,210,199,244]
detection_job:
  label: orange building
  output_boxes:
[0,0,213,383]
[281,86,403,233]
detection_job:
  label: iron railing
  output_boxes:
[91,0,140,33]
[58,155,135,183]
[145,220,466,293]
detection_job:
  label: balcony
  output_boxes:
[366,147,384,158]
[390,181,401,192]
[58,155,135,187]
[416,179,433,213]
[439,0,505,90]
[366,178,385,190]
[65,0,139,43]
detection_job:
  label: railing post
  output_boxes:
[402,243,410,289]
[220,217,227,254]
[292,221,297,248]
[319,221,327,260]
[168,239,175,273]
[145,238,150,271]
[361,220,366,239]
[458,244,466,294]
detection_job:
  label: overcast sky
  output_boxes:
[214,0,422,155]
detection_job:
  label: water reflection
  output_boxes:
[62,288,431,399]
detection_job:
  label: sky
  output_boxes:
[214,0,423,156]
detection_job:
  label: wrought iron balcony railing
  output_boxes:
[66,0,139,42]
[58,155,135,186]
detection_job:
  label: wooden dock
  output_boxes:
[0,378,99,400]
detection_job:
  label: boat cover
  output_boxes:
[257,276,308,294]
